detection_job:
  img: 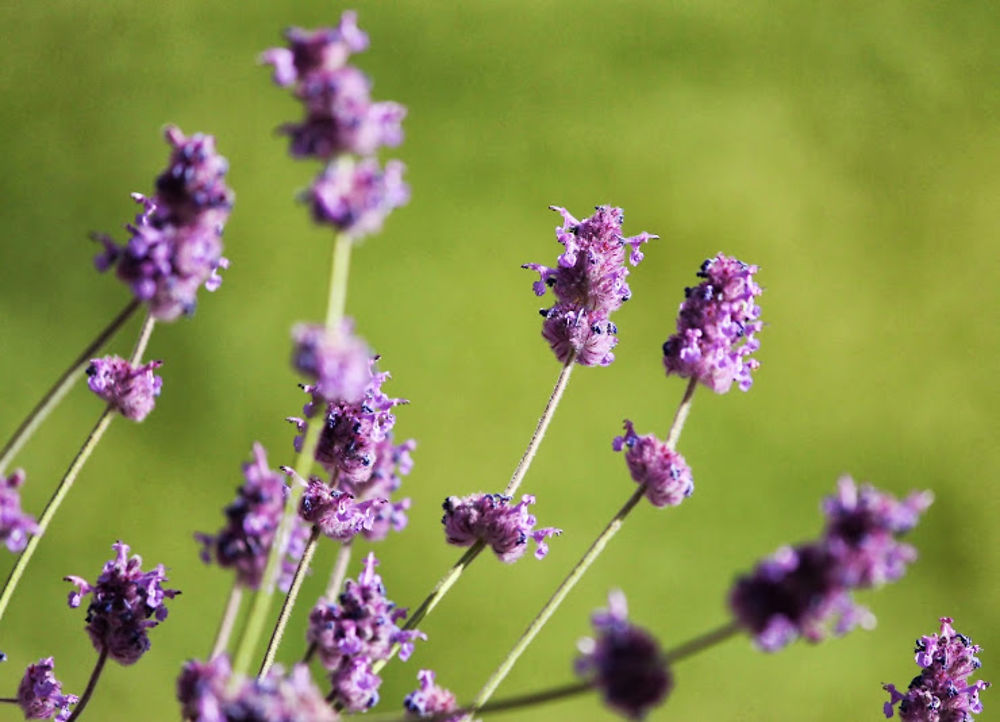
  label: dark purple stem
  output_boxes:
[66,646,109,722]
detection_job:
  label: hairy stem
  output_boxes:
[0,299,139,477]
[210,581,245,659]
[66,646,109,722]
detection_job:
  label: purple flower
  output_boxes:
[307,156,409,240]
[613,420,694,507]
[17,658,78,722]
[64,541,179,665]
[86,355,163,421]
[261,14,369,88]
[883,617,990,721]
[524,205,656,366]
[330,657,382,713]
[291,320,372,404]
[295,473,386,542]
[278,517,312,594]
[0,469,38,553]
[442,493,561,563]
[196,444,291,590]
[576,591,672,720]
[404,669,460,721]
[662,253,763,393]
[94,127,234,320]
[344,435,416,542]
[177,655,230,722]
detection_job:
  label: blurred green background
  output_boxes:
[1,1,998,720]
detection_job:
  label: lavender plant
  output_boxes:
[0,8,989,722]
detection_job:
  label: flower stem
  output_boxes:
[662,619,742,664]
[210,581,244,659]
[0,299,139,477]
[467,380,698,714]
[0,312,156,626]
[66,646,109,722]
[326,233,352,332]
[258,525,321,677]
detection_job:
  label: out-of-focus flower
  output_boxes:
[291,320,372,403]
[344,435,415,542]
[613,420,693,507]
[0,469,38,553]
[307,156,409,241]
[260,14,369,87]
[442,493,561,562]
[17,657,77,722]
[86,356,163,421]
[404,669,460,721]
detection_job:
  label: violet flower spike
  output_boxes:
[260,14,370,88]
[293,471,387,542]
[64,541,179,665]
[404,669,461,721]
[883,617,990,721]
[575,590,672,720]
[613,420,694,507]
[86,355,163,422]
[291,319,372,404]
[0,469,38,553]
[17,657,78,722]
[441,492,562,562]
[307,156,409,241]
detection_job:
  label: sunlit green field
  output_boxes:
[0,1,997,720]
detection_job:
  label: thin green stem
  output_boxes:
[258,525,321,677]
[666,378,697,451]
[210,581,244,659]
[662,618,742,664]
[326,233,352,332]
[66,646,109,722]
[0,299,139,477]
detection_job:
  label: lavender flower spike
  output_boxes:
[525,205,656,366]
[260,14,369,88]
[308,156,409,241]
[65,541,179,665]
[293,470,387,542]
[576,591,672,719]
[613,420,694,507]
[86,355,163,421]
[883,617,990,721]
[404,669,461,721]
[0,469,38,552]
[17,657,78,722]
[292,319,372,403]
[662,253,763,393]
[442,492,562,562]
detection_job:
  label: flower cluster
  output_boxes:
[262,12,408,240]
[729,476,932,652]
[306,553,424,711]
[404,669,460,721]
[662,253,763,393]
[0,469,38,553]
[613,420,694,507]
[17,657,77,722]
[883,617,990,721]
[86,355,163,421]
[442,493,562,562]
[575,591,672,720]
[296,473,385,541]
[94,127,234,320]
[64,541,179,665]
[196,444,293,590]
[524,205,656,366]
[292,320,371,404]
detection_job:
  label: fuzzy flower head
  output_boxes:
[404,669,460,721]
[291,320,372,403]
[346,435,416,542]
[196,444,290,590]
[261,14,369,88]
[662,253,763,393]
[884,617,990,721]
[295,471,386,542]
[524,205,656,367]
[86,355,163,421]
[307,156,409,241]
[576,591,672,720]
[442,492,561,563]
[94,127,234,320]
[330,657,383,713]
[177,655,230,722]
[613,420,694,507]
[65,541,179,665]
[0,469,38,553]
[17,658,78,722]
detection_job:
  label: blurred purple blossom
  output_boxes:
[17,657,77,722]
[86,355,163,421]
[442,492,561,563]
[0,469,38,553]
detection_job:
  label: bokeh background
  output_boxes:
[1,1,998,720]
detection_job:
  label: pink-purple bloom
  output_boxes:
[883,617,989,721]
[307,156,409,240]
[86,355,163,421]
[292,320,372,403]
[613,420,694,507]
[442,492,561,563]
[261,16,369,87]
[65,541,179,665]
[404,669,460,721]
[729,477,931,652]
[94,127,234,320]
[347,435,416,541]
[525,205,656,367]
[0,469,38,553]
[662,253,763,393]
[576,591,672,720]
[17,657,77,722]
[296,473,386,541]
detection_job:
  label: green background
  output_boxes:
[1,1,997,720]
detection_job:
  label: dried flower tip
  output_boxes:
[86,356,163,421]
[18,657,78,722]
[0,469,38,553]
[64,541,179,665]
[576,591,672,719]
[442,492,562,563]
[883,617,990,721]
[613,420,694,507]
[404,669,460,721]
[291,320,372,403]
[308,156,409,240]
[662,253,763,393]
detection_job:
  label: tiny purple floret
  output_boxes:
[0,469,38,553]
[613,420,694,507]
[404,669,460,721]
[86,355,163,421]
[295,472,386,542]
[442,492,562,563]
[17,657,78,722]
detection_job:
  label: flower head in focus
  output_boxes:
[17,657,77,722]
[576,591,672,719]
[0,469,38,553]
[404,669,460,721]
[86,356,163,421]
[613,420,693,507]
[442,492,561,562]
[65,541,179,665]
[294,471,386,542]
